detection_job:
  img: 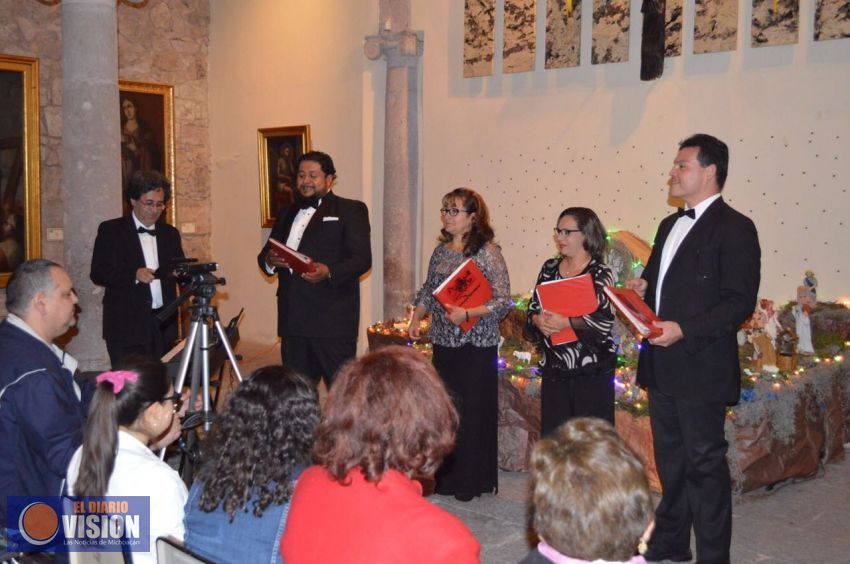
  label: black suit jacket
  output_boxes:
[636,197,761,404]
[258,191,371,340]
[90,215,185,348]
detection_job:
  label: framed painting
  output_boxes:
[257,125,311,228]
[0,54,40,287]
[118,80,175,223]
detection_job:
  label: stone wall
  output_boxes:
[0,0,211,316]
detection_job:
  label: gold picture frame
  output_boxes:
[0,54,41,287]
[118,80,176,224]
[257,125,311,228]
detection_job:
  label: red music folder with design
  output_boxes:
[534,273,599,345]
[432,259,492,332]
[602,286,663,338]
[268,238,316,275]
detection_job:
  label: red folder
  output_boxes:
[602,286,662,338]
[432,259,492,332]
[268,238,316,275]
[534,274,599,345]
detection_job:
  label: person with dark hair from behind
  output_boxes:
[526,207,617,435]
[183,365,320,564]
[91,169,186,366]
[0,259,93,531]
[522,417,655,564]
[66,356,188,564]
[280,345,480,563]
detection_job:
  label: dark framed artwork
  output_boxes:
[0,54,41,287]
[118,80,175,223]
[257,125,311,228]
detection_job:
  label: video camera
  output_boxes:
[173,258,219,278]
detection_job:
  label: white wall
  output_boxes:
[209,0,850,346]
[414,0,850,303]
[209,1,382,344]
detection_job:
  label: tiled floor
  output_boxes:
[234,341,850,564]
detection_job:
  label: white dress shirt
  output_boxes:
[132,212,163,309]
[655,193,721,313]
[264,198,322,275]
[67,431,188,564]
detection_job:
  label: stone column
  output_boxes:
[62,0,120,370]
[365,3,423,320]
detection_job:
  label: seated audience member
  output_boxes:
[67,356,188,564]
[280,345,480,563]
[0,259,93,528]
[184,366,320,564]
[522,417,655,564]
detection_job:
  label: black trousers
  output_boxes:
[106,307,169,367]
[432,343,498,497]
[648,387,732,564]
[540,362,615,437]
[281,335,356,389]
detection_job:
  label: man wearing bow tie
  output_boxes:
[258,151,371,389]
[91,170,186,366]
[626,134,760,564]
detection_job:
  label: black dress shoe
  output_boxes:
[642,547,693,563]
[453,492,476,502]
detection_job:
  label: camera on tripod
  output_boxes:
[174,258,220,279]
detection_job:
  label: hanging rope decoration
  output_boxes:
[640,0,666,81]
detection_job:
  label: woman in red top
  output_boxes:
[280,345,480,563]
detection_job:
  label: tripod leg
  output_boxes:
[160,321,201,461]
[213,319,244,383]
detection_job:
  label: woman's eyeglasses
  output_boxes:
[553,227,582,236]
[159,393,184,414]
[440,208,471,217]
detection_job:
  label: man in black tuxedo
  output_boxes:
[626,134,760,564]
[91,170,186,366]
[258,151,371,388]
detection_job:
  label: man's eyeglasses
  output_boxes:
[159,393,183,414]
[440,208,471,217]
[140,200,166,210]
[553,227,582,236]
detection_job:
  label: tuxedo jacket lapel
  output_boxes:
[663,197,725,281]
[123,215,147,269]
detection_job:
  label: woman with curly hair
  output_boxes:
[280,346,480,563]
[407,187,512,501]
[183,365,319,564]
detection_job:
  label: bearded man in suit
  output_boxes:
[258,151,371,389]
[626,134,761,564]
[91,170,186,366]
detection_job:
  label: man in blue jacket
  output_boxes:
[0,259,94,528]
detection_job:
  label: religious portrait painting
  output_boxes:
[257,125,311,228]
[0,54,41,288]
[118,80,175,223]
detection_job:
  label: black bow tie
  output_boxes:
[137,226,157,236]
[677,208,696,219]
[297,196,319,210]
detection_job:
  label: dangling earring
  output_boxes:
[638,538,648,556]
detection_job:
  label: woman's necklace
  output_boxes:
[560,256,590,278]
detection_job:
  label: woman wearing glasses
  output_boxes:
[67,356,188,564]
[525,207,617,437]
[408,187,511,502]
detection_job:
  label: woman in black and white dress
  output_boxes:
[526,207,616,437]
